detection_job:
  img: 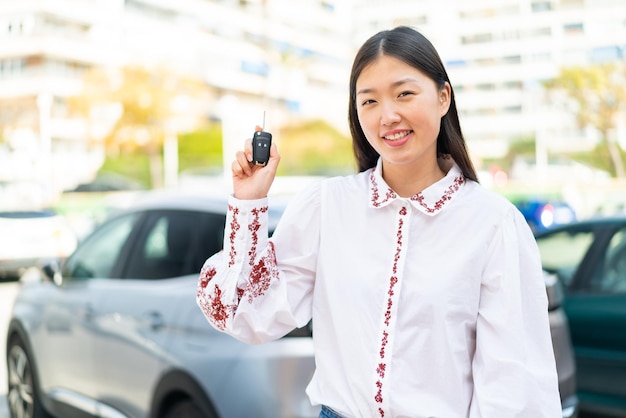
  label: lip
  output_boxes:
[382,129,412,147]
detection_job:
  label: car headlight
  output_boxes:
[540,204,555,228]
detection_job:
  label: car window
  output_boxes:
[123,210,225,279]
[590,228,626,293]
[536,229,595,289]
[195,212,226,271]
[144,217,170,259]
[62,213,138,280]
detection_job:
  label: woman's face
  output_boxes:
[355,54,450,169]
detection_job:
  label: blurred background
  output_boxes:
[1,2,626,417]
[0,0,625,239]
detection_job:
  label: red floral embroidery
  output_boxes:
[228,205,241,267]
[198,263,217,289]
[197,207,277,332]
[197,282,238,331]
[248,206,269,266]
[374,207,406,416]
[369,161,464,214]
[379,330,389,359]
[376,363,386,378]
[370,172,397,207]
[243,241,278,303]
[375,380,383,403]
[410,175,464,213]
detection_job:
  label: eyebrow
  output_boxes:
[356,77,421,96]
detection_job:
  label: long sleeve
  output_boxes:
[470,207,562,417]
[196,183,320,344]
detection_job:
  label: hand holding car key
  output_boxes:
[231,111,280,201]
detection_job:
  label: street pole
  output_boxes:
[37,92,53,206]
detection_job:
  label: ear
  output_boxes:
[439,82,451,117]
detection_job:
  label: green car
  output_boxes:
[535,215,626,417]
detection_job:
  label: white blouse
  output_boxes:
[196,157,562,418]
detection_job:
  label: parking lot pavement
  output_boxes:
[1,280,20,418]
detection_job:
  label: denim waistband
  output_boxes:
[320,405,345,418]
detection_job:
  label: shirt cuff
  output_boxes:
[224,194,270,268]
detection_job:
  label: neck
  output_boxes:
[382,159,446,198]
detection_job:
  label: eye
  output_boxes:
[360,99,376,106]
[398,91,414,98]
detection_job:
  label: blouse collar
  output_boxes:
[368,155,466,216]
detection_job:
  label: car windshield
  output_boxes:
[536,229,595,288]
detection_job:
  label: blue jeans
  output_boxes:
[319,405,345,418]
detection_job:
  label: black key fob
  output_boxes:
[252,130,272,166]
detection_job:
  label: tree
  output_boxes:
[178,124,223,174]
[544,63,626,178]
[277,119,355,175]
[495,135,536,173]
[69,65,213,187]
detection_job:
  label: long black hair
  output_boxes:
[348,26,478,182]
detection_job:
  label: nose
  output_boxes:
[380,101,401,126]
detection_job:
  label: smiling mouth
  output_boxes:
[383,130,412,141]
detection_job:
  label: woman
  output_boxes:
[197,26,562,417]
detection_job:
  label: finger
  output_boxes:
[242,138,253,162]
[231,159,245,178]
[234,150,253,176]
[255,125,263,132]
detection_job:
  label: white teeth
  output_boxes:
[384,131,410,140]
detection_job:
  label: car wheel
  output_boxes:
[6,336,50,418]
[162,399,208,418]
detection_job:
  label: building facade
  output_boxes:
[351,0,626,161]
[1,0,625,206]
[0,0,353,204]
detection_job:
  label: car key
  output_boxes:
[252,111,272,166]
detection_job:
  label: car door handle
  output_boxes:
[144,311,165,331]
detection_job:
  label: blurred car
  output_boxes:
[535,215,626,417]
[0,209,77,280]
[6,191,317,418]
[514,198,577,234]
[6,191,577,418]
[68,172,146,193]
